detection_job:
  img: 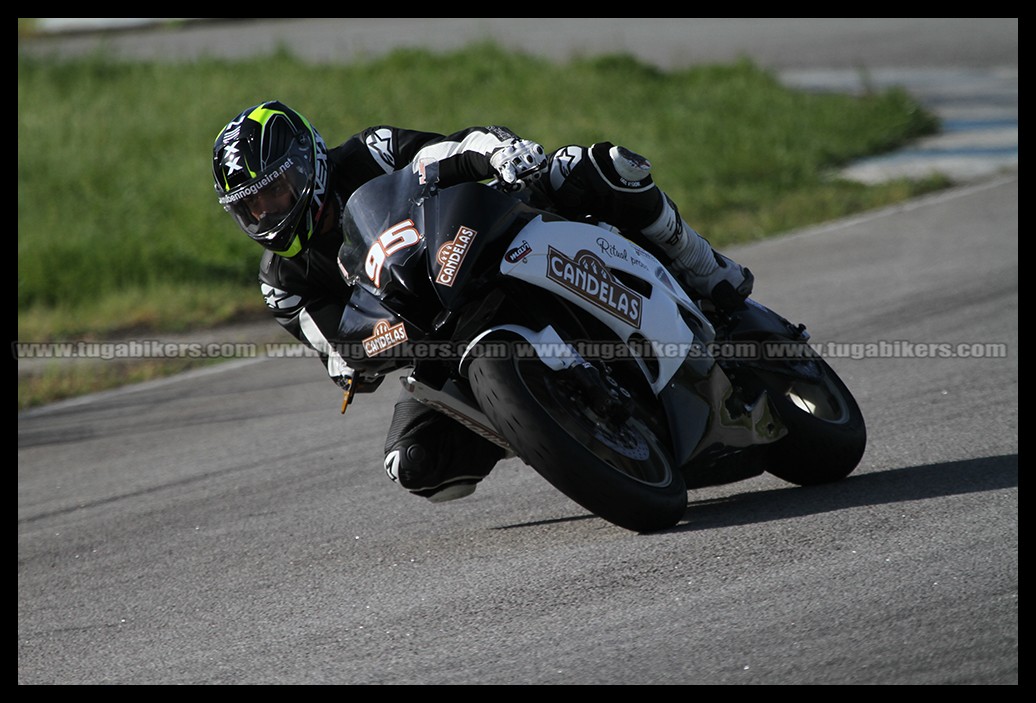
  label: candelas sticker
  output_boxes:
[363,319,408,357]
[546,247,643,328]
[435,226,477,286]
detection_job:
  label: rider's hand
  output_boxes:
[331,373,353,391]
[490,138,547,192]
[332,371,384,394]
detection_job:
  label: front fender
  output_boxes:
[458,324,579,378]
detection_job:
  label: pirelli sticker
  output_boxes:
[546,247,643,328]
[435,226,477,287]
[363,319,408,357]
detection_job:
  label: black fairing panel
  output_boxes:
[338,170,540,334]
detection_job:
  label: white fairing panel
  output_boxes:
[500,216,715,393]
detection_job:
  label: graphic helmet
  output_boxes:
[212,101,328,256]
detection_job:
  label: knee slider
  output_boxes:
[384,442,428,488]
[589,143,654,191]
[609,145,653,184]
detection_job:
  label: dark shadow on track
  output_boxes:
[487,454,1017,533]
[672,453,1018,533]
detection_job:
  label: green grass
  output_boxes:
[18,43,948,407]
[18,357,226,409]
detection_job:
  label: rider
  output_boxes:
[212,100,754,503]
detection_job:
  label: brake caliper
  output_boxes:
[560,362,633,425]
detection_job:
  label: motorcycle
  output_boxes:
[335,165,866,532]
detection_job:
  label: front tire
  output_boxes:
[467,339,686,532]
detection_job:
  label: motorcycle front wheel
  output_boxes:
[467,336,686,533]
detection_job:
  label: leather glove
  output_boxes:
[333,372,384,394]
[490,138,547,192]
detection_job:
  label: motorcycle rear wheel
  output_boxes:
[467,337,687,533]
[743,355,866,485]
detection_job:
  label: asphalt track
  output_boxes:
[18,19,1018,685]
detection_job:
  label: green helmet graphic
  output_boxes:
[213,101,329,257]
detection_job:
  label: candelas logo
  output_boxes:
[546,247,643,328]
[363,319,408,357]
[435,226,477,287]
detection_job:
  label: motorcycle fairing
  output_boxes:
[499,216,715,394]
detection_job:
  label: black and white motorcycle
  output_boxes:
[335,167,866,532]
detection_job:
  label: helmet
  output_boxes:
[212,101,329,257]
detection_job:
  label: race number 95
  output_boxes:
[365,219,422,287]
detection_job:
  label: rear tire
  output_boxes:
[738,355,866,485]
[467,338,686,532]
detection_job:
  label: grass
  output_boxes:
[18,43,949,408]
[18,357,226,409]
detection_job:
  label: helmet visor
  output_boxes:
[218,152,312,242]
